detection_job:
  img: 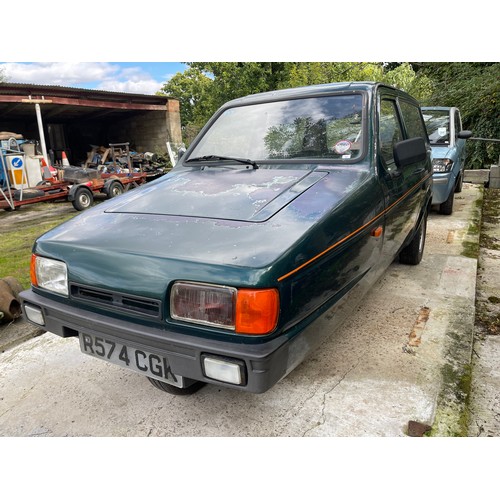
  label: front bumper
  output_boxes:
[431,172,454,205]
[19,289,293,393]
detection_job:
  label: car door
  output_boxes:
[376,92,429,266]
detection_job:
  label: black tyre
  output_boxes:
[455,172,463,193]
[439,188,454,215]
[72,187,94,211]
[106,180,124,199]
[147,377,205,396]
[399,211,427,265]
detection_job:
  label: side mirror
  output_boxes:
[393,137,427,169]
[457,130,473,140]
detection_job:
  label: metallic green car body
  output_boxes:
[20,82,432,393]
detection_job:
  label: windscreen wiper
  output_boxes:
[186,155,259,169]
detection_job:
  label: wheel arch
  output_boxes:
[68,183,93,201]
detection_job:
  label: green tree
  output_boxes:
[190,62,288,111]
[158,67,214,124]
[383,62,433,102]
[284,62,384,88]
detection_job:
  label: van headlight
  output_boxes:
[432,158,453,172]
[31,254,68,296]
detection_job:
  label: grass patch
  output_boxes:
[475,187,500,335]
[0,204,77,289]
[461,191,483,259]
[481,188,500,225]
[480,188,500,251]
[462,240,480,259]
[430,308,475,437]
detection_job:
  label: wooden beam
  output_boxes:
[0,94,166,111]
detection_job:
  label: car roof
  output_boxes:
[421,106,452,111]
[220,81,405,108]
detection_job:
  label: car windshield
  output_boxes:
[422,109,450,145]
[188,94,365,165]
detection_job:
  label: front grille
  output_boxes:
[70,283,162,319]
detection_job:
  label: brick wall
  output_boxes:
[108,105,182,154]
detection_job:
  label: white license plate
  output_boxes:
[79,332,184,388]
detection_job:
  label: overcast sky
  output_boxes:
[0,62,187,95]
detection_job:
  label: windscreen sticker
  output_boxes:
[438,127,447,137]
[333,140,352,154]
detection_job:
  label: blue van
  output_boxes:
[421,106,472,215]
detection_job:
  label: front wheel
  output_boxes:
[399,211,427,265]
[439,188,454,215]
[147,377,205,396]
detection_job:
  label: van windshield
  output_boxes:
[188,94,364,164]
[422,109,450,145]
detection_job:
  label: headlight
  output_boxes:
[31,254,68,296]
[170,281,279,335]
[432,158,453,173]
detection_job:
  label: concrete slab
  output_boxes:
[464,169,490,184]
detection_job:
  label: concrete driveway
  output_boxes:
[0,184,481,437]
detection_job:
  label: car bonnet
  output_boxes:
[430,145,455,161]
[33,166,370,294]
[104,168,328,222]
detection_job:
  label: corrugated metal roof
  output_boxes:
[0,82,172,104]
[0,82,178,124]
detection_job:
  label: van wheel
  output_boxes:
[399,211,427,265]
[147,377,205,396]
[439,189,454,215]
[455,173,463,193]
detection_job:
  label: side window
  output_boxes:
[399,100,427,140]
[379,99,403,170]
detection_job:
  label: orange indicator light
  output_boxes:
[235,288,279,335]
[30,254,38,287]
